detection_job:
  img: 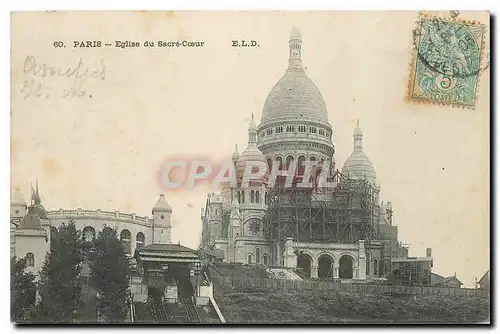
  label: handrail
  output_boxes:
[209,296,226,323]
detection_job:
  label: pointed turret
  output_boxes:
[152,194,172,213]
[232,144,240,164]
[152,194,172,244]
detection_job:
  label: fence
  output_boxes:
[211,276,488,297]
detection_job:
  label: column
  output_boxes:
[284,237,296,268]
[357,240,367,280]
[333,263,339,279]
[311,265,318,279]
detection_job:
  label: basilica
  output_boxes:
[199,27,432,282]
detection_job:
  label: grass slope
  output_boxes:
[214,284,490,324]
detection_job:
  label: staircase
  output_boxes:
[180,297,201,323]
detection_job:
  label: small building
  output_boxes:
[390,257,433,286]
[431,272,463,288]
[132,243,204,304]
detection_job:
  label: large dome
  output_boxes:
[261,69,329,125]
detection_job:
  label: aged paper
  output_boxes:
[11,11,490,324]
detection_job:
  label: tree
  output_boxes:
[11,257,37,323]
[37,221,85,322]
[89,227,131,322]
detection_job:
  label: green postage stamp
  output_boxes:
[408,13,487,108]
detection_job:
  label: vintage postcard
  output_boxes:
[10,11,490,324]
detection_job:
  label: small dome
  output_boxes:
[342,120,377,184]
[342,151,377,183]
[153,194,172,213]
[235,145,268,181]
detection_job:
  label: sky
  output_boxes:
[10,11,490,287]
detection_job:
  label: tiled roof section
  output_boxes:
[141,243,196,253]
[19,212,43,229]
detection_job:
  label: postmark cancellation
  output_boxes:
[408,12,487,108]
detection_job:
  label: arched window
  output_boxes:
[263,254,269,265]
[241,191,245,204]
[286,155,294,171]
[83,226,96,243]
[366,252,371,275]
[136,232,145,250]
[255,190,260,203]
[266,158,273,172]
[26,252,34,267]
[373,258,379,277]
[256,248,261,263]
[215,208,218,215]
[120,229,132,255]
[248,254,253,264]
[298,155,306,175]
[276,156,283,171]
[319,128,325,136]
[250,190,255,203]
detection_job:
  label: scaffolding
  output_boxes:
[262,170,380,244]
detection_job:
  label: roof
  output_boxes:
[479,270,490,284]
[19,212,44,229]
[153,194,172,212]
[137,243,200,263]
[431,272,463,286]
[141,243,196,253]
[391,257,433,263]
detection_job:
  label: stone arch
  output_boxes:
[247,253,253,264]
[255,247,261,263]
[102,226,113,236]
[296,252,313,278]
[120,229,132,255]
[136,232,145,250]
[339,254,355,279]
[82,226,96,243]
[263,253,269,265]
[255,190,260,203]
[250,190,255,203]
[317,253,334,279]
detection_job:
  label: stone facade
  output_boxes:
[198,28,406,282]
[10,186,174,275]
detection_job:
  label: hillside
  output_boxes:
[209,263,490,324]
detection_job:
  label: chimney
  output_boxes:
[426,248,432,258]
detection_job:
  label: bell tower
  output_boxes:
[152,194,172,244]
